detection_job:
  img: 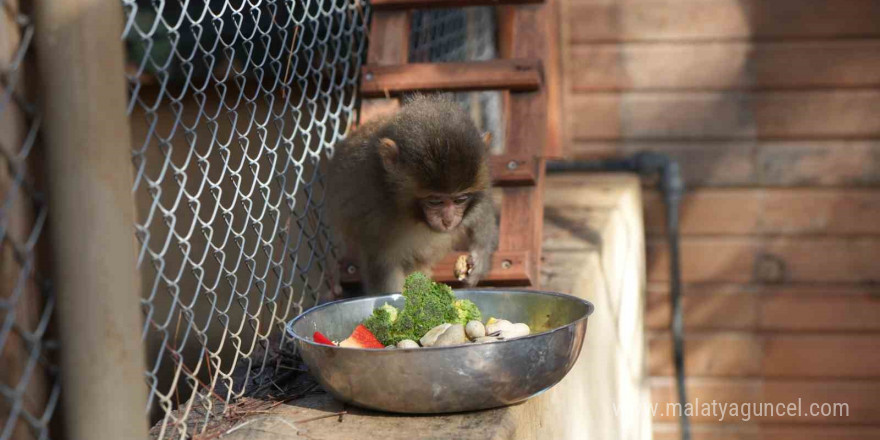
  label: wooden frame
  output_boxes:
[344,1,553,288]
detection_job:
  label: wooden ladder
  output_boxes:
[340,0,561,288]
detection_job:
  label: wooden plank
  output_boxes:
[758,140,880,186]
[646,284,760,331]
[568,140,880,187]
[650,378,880,424]
[497,5,548,286]
[542,0,563,158]
[569,141,757,186]
[643,188,880,236]
[649,333,880,378]
[647,238,880,283]
[569,91,880,141]
[360,59,542,97]
[653,424,880,440]
[570,0,880,43]
[367,11,409,65]
[338,250,531,287]
[647,284,880,332]
[569,41,880,91]
[370,0,543,11]
[490,155,538,186]
[760,288,880,332]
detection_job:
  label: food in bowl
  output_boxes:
[311,272,531,349]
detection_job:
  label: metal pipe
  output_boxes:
[32,1,149,438]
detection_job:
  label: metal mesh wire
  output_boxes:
[0,2,62,440]
[409,7,503,153]
[121,0,369,437]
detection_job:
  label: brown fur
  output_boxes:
[327,95,498,294]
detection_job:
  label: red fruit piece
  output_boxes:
[339,324,384,349]
[313,331,335,346]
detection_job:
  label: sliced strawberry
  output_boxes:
[313,331,335,346]
[338,324,384,349]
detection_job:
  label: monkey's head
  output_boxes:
[375,96,491,233]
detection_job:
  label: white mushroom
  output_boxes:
[465,320,486,340]
[498,323,530,340]
[396,339,420,349]
[485,319,513,336]
[434,324,467,347]
[420,323,452,347]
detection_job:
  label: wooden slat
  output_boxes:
[338,250,532,287]
[370,0,542,11]
[643,188,880,236]
[569,140,880,187]
[569,41,880,92]
[569,91,880,141]
[650,378,880,424]
[490,155,537,186]
[647,237,880,283]
[360,59,542,97]
[367,11,409,65]
[496,5,548,287]
[570,0,880,43]
[646,284,880,332]
[648,332,880,378]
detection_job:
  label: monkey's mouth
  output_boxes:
[427,220,460,233]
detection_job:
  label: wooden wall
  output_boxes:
[558,0,880,438]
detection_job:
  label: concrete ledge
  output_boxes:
[221,173,649,440]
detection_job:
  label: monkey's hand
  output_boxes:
[462,251,490,287]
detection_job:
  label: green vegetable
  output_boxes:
[362,272,481,345]
[362,303,399,344]
[453,299,482,324]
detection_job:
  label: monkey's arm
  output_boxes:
[463,197,498,287]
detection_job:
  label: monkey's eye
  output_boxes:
[453,195,471,205]
[425,198,444,207]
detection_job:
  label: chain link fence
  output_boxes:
[409,7,503,153]
[0,1,61,439]
[121,0,369,437]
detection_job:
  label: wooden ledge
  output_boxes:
[360,59,542,97]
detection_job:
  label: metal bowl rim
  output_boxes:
[286,288,595,352]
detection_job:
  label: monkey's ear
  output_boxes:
[378,138,399,169]
[482,132,493,149]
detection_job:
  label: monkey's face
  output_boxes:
[420,193,472,232]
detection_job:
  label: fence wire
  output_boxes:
[0,2,62,440]
[409,7,503,153]
[121,0,369,437]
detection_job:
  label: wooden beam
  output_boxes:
[360,59,542,97]
[339,251,532,288]
[490,155,538,186]
[371,0,544,11]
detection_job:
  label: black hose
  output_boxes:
[547,153,690,440]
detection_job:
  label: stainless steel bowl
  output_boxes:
[286,289,594,414]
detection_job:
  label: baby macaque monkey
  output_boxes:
[327,95,498,294]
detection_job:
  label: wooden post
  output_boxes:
[32,1,149,439]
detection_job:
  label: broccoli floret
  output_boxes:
[362,303,399,345]
[361,272,482,345]
[453,299,481,325]
[391,273,459,344]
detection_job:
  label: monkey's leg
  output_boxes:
[361,257,406,295]
[463,198,498,287]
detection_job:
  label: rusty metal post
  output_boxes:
[31,0,149,438]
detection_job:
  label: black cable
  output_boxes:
[547,153,690,440]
